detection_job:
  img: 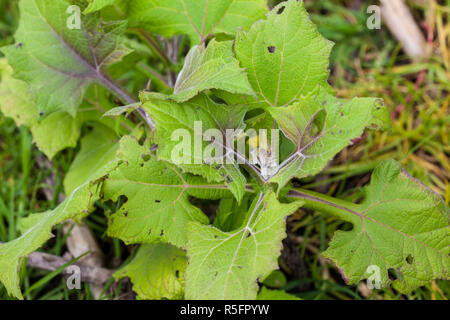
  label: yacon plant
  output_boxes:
[0,0,448,300]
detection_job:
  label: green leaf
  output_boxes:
[257,287,301,300]
[64,124,119,195]
[170,39,253,102]
[0,62,120,159]
[32,112,85,159]
[185,191,303,299]
[323,160,450,293]
[234,0,333,109]
[0,160,116,300]
[141,93,248,202]
[0,59,38,127]
[115,244,187,300]
[103,136,232,247]
[84,0,117,13]
[128,0,268,45]
[1,0,131,117]
[0,61,81,158]
[269,86,389,190]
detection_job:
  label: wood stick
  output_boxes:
[380,0,428,59]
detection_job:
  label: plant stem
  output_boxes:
[98,74,155,130]
[286,188,361,223]
[128,28,172,67]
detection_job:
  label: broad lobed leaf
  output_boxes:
[103,135,233,247]
[185,191,303,299]
[323,160,449,293]
[269,86,390,190]
[234,0,333,109]
[1,0,131,117]
[141,93,248,202]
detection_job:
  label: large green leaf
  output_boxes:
[321,160,449,293]
[185,191,303,299]
[103,136,232,248]
[0,61,120,158]
[0,60,81,158]
[1,0,131,117]
[115,244,187,300]
[268,86,390,190]
[0,157,117,300]
[141,93,248,202]
[170,39,253,102]
[128,0,267,45]
[234,0,333,109]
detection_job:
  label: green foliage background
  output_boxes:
[0,0,448,300]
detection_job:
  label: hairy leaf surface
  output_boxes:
[0,61,120,158]
[103,136,232,247]
[234,0,333,109]
[322,160,450,293]
[185,192,303,299]
[269,87,389,190]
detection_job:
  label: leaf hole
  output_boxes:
[387,268,403,281]
[406,254,414,265]
[276,6,285,14]
[309,109,327,138]
[267,46,276,53]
